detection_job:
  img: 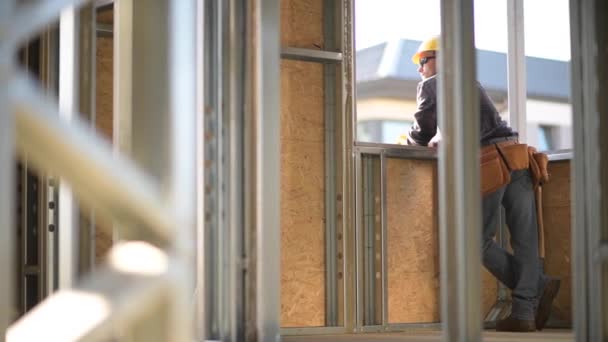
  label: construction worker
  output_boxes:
[406,36,560,332]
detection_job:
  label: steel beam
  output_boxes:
[506,0,527,142]
[438,0,482,340]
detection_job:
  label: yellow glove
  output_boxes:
[396,133,409,145]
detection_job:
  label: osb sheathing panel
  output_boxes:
[386,158,497,323]
[97,8,113,25]
[386,158,438,323]
[94,35,114,263]
[96,36,113,142]
[542,161,572,323]
[280,60,325,327]
[281,0,324,49]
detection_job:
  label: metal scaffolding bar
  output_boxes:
[58,5,80,289]
[225,0,246,340]
[201,0,224,339]
[166,0,197,340]
[570,0,608,340]
[7,242,172,342]
[0,0,16,332]
[506,0,527,142]
[11,76,174,243]
[194,0,207,340]
[255,2,281,340]
[438,0,482,340]
[9,0,91,48]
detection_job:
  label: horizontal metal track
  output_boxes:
[281,47,343,63]
[354,143,437,160]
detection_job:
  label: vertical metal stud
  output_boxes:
[167,1,197,341]
[438,0,482,340]
[76,3,97,275]
[380,153,388,328]
[58,5,80,289]
[570,0,608,340]
[341,0,357,332]
[506,0,527,142]
[323,0,339,327]
[255,2,281,340]
[0,0,16,330]
[194,0,207,340]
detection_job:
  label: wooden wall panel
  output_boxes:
[94,27,114,264]
[386,158,497,323]
[281,0,324,49]
[542,161,572,323]
[280,60,326,327]
[96,36,113,142]
[386,158,438,323]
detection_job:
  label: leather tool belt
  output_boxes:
[480,140,549,196]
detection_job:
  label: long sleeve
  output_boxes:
[407,77,438,146]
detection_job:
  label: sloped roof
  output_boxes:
[356,39,570,102]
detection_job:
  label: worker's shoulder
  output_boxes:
[417,75,438,96]
[418,75,438,89]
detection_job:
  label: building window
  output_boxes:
[357,120,412,144]
[537,125,554,151]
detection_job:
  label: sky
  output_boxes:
[355,0,571,61]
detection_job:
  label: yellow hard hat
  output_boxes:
[411,36,440,65]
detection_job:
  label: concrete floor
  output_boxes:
[283,329,573,342]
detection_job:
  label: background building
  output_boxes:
[356,39,572,151]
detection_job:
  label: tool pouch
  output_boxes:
[496,143,529,171]
[480,146,511,196]
[528,146,550,187]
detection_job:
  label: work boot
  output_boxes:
[495,315,536,332]
[536,277,561,330]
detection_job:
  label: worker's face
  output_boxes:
[417,51,437,80]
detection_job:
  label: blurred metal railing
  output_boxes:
[3,0,197,341]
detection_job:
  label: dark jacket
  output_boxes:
[406,75,517,146]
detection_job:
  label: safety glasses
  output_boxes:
[419,56,436,67]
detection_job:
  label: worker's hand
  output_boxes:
[428,135,441,149]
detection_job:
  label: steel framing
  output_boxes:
[1,0,600,340]
[323,0,340,327]
[278,0,348,334]
[570,0,608,340]
[438,0,482,340]
[58,5,80,290]
[5,0,198,341]
[0,1,15,332]
[506,0,527,141]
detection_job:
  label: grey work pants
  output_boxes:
[482,169,540,320]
